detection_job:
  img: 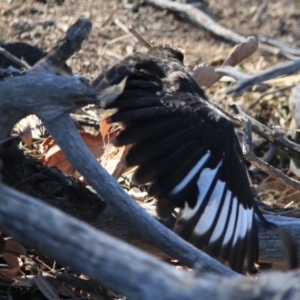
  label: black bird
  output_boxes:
[94,44,271,272]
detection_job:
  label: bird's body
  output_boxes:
[96,45,268,272]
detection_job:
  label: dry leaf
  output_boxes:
[5,239,26,255]
[100,143,127,178]
[222,36,258,67]
[99,112,112,143]
[192,63,220,88]
[192,36,258,88]
[1,266,20,278]
[3,253,20,268]
[42,131,104,175]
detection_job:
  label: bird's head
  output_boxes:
[147,44,184,64]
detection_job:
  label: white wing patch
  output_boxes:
[170,151,210,196]
[179,159,221,220]
[193,179,226,236]
[247,208,253,230]
[223,196,238,245]
[209,189,231,243]
[232,204,250,246]
[176,155,255,252]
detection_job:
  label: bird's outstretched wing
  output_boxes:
[96,45,259,272]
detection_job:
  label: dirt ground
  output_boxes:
[1,0,300,78]
[2,0,300,121]
[2,0,300,298]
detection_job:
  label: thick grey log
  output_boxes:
[96,202,300,265]
[0,183,208,300]
[258,215,300,263]
[0,73,98,140]
[1,182,300,300]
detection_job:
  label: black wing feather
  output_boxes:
[97,45,267,272]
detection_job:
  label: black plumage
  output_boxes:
[95,44,270,272]
[0,42,72,75]
[0,42,44,70]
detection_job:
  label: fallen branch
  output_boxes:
[96,201,300,264]
[230,104,300,161]
[145,0,280,54]
[216,60,300,95]
[2,182,300,299]
[0,46,30,69]
[0,182,213,300]
[237,115,300,197]
[42,106,235,276]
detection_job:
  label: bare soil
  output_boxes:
[1,0,300,78]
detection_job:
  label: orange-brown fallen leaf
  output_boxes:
[99,111,112,144]
[42,131,104,176]
[3,253,20,268]
[5,239,26,256]
[41,115,128,179]
[0,266,20,278]
[100,142,127,179]
[98,114,128,178]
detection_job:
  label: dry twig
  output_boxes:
[127,26,152,49]
[0,46,30,69]
[216,59,300,96]
[238,115,300,191]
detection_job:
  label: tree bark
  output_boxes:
[1,182,300,300]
